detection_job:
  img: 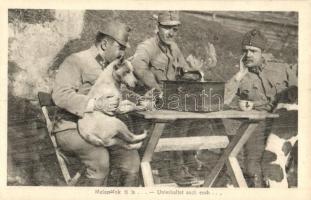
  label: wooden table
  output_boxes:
[134,109,279,187]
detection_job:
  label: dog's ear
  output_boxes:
[113,63,126,83]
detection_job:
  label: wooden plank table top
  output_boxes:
[136,109,278,120]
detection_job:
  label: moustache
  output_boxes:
[165,35,174,39]
[244,58,253,63]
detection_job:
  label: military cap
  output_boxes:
[99,21,131,48]
[157,11,181,26]
[242,29,267,50]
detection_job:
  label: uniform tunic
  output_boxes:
[52,45,140,182]
[223,59,297,185]
[225,60,297,111]
[131,36,191,92]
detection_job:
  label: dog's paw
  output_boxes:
[84,134,107,146]
[126,142,143,150]
[133,130,148,141]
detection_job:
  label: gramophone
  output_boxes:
[162,67,225,112]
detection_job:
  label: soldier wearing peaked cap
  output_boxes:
[99,21,132,48]
[157,10,181,26]
[224,29,297,187]
[52,21,141,186]
[131,11,192,92]
[131,11,211,186]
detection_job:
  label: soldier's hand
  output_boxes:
[235,53,248,81]
[94,95,120,115]
[139,99,155,111]
[275,103,298,111]
[116,100,137,114]
[137,88,162,111]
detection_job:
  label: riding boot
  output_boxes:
[169,151,198,186]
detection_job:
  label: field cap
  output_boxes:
[157,11,181,26]
[242,29,267,51]
[99,21,131,48]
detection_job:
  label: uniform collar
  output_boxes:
[156,34,170,54]
[248,58,266,75]
[89,45,106,69]
[248,66,262,74]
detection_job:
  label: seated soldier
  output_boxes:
[131,11,218,185]
[224,29,298,187]
[52,21,140,186]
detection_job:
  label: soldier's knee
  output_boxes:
[84,148,110,179]
[93,148,110,172]
[120,151,140,174]
[97,157,110,172]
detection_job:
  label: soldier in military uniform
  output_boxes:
[224,29,297,187]
[131,11,194,93]
[52,21,140,186]
[131,11,207,185]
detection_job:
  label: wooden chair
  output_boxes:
[38,92,84,186]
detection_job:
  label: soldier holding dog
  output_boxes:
[52,21,140,186]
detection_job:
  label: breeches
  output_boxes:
[55,129,140,180]
[238,120,267,177]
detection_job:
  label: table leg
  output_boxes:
[203,122,259,187]
[226,157,247,187]
[141,122,166,187]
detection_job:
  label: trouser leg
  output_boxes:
[185,118,226,165]
[166,120,195,182]
[168,119,191,165]
[189,119,230,187]
[109,146,140,187]
[168,119,227,184]
[242,120,267,187]
[55,129,110,186]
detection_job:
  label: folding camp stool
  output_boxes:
[38,92,85,186]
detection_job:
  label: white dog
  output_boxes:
[78,59,147,149]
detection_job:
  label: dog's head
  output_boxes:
[113,60,137,88]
